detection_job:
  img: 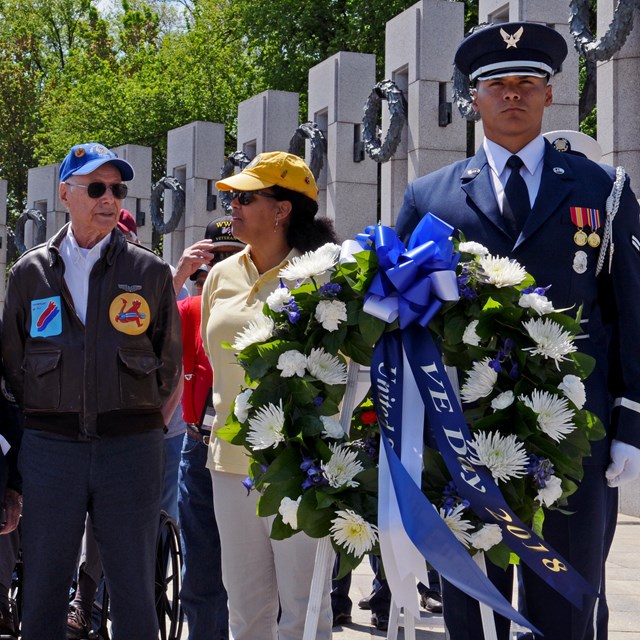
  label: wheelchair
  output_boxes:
[4,511,184,640]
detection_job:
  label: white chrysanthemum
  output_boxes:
[519,292,555,315]
[306,348,348,385]
[458,241,489,256]
[462,319,481,346]
[461,358,498,404]
[246,400,286,450]
[233,388,253,422]
[232,314,275,351]
[479,255,527,288]
[491,390,514,411]
[279,243,341,281]
[536,475,563,507]
[278,496,302,529]
[277,350,307,378]
[315,299,347,332]
[520,390,576,442]
[523,318,577,369]
[330,509,378,558]
[320,415,345,439]
[468,431,529,483]
[266,286,293,311]
[321,443,364,488]
[558,374,586,410]
[438,504,474,548]
[470,523,503,551]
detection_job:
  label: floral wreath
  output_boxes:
[217,231,604,574]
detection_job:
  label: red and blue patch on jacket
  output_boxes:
[31,297,62,337]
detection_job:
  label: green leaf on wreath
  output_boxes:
[485,542,512,570]
[257,478,304,517]
[260,447,306,484]
[297,491,336,538]
[270,515,295,540]
[296,414,324,438]
[333,548,364,579]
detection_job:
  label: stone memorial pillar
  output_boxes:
[596,0,640,517]
[597,0,640,190]
[27,164,65,244]
[236,90,300,159]
[113,144,153,249]
[164,121,226,269]
[477,1,579,139]
[0,180,7,306]
[308,51,378,241]
[381,0,467,227]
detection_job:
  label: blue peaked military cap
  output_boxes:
[455,22,568,84]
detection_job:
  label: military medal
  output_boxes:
[571,207,601,247]
[574,230,587,246]
[570,207,587,245]
[586,207,601,247]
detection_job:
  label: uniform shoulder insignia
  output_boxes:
[631,235,640,254]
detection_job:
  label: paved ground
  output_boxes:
[177,512,640,639]
[331,513,640,639]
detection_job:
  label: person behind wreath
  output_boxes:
[201,151,338,640]
[395,22,640,640]
[1,143,182,640]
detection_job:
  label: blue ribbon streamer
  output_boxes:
[371,332,537,629]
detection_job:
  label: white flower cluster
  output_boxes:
[315,299,347,332]
[462,319,481,346]
[278,496,302,529]
[468,431,529,484]
[266,286,293,311]
[460,358,497,404]
[279,243,342,282]
[519,292,555,315]
[330,509,378,557]
[246,400,286,450]
[232,314,275,351]
[479,255,527,288]
[520,390,576,442]
[523,318,577,369]
[276,347,347,385]
[321,443,364,488]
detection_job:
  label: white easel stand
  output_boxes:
[302,361,365,640]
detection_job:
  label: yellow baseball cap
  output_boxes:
[215,151,318,202]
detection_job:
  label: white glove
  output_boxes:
[605,440,640,487]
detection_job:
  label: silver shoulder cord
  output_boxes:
[596,166,626,276]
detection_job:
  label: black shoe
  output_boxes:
[419,589,443,614]
[371,612,389,631]
[358,595,372,610]
[332,611,352,627]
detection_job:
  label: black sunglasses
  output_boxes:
[65,181,129,199]
[230,190,277,206]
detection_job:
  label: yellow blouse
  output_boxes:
[201,246,301,474]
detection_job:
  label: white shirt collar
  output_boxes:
[483,135,545,178]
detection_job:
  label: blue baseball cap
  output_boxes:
[455,22,568,84]
[59,143,135,183]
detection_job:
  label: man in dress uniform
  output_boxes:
[395,22,640,640]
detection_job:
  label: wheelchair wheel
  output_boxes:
[155,511,183,640]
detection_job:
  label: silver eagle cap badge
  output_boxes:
[500,26,524,49]
[118,284,142,293]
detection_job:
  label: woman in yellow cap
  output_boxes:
[201,151,338,640]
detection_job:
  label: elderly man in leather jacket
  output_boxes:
[1,143,181,640]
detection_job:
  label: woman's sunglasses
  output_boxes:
[65,182,129,200]
[230,190,277,206]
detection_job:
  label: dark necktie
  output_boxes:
[503,155,531,239]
